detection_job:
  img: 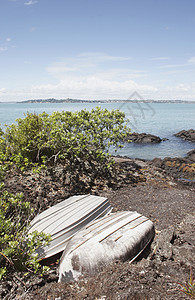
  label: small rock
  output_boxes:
[168,181,177,187]
[151,227,175,260]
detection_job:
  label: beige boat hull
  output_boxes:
[58,211,155,282]
[28,194,112,259]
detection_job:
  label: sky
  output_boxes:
[0,0,195,102]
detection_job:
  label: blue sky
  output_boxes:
[0,0,195,101]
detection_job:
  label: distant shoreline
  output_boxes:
[0,99,195,104]
[15,98,195,104]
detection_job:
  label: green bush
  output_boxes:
[1,108,130,171]
[0,108,131,280]
[0,187,51,280]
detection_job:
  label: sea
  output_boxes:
[0,101,194,160]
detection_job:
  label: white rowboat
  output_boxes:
[28,194,112,259]
[58,211,155,282]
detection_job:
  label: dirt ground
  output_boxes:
[1,158,195,299]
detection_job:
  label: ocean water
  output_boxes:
[0,102,194,160]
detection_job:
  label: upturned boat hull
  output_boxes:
[58,211,155,282]
[28,194,112,259]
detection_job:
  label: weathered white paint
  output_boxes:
[28,195,112,259]
[58,211,155,282]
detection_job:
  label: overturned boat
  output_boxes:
[28,194,112,259]
[58,211,155,282]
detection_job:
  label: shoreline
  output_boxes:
[19,98,195,104]
[1,99,195,104]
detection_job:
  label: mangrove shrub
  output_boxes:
[2,107,130,171]
[0,186,51,280]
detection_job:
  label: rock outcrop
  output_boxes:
[124,132,162,144]
[174,129,195,142]
[150,154,195,186]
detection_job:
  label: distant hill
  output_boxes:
[19,98,195,104]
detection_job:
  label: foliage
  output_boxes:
[0,187,51,280]
[1,108,130,172]
[0,126,7,181]
[0,108,131,280]
[176,266,195,298]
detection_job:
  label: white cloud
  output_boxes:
[188,56,195,64]
[158,56,195,70]
[1,79,195,102]
[1,52,195,102]
[150,57,169,61]
[159,56,195,69]
[160,63,187,69]
[2,52,150,102]
[93,69,148,81]
[0,37,14,52]
[24,0,37,6]
[77,52,130,62]
[0,76,158,102]
[150,82,195,100]
[161,69,188,75]
[47,53,131,79]
[29,76,157,99]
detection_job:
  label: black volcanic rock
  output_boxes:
[186,149,195,162]
[124,132,162,144]
[150,152,195,184]
[174,129,195,142]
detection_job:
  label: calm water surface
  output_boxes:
[0,102,194,159]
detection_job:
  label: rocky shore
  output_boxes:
[0,144,194,299]
[174,129,195,143]
[150,149,195,183]
[123,129,195,145]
